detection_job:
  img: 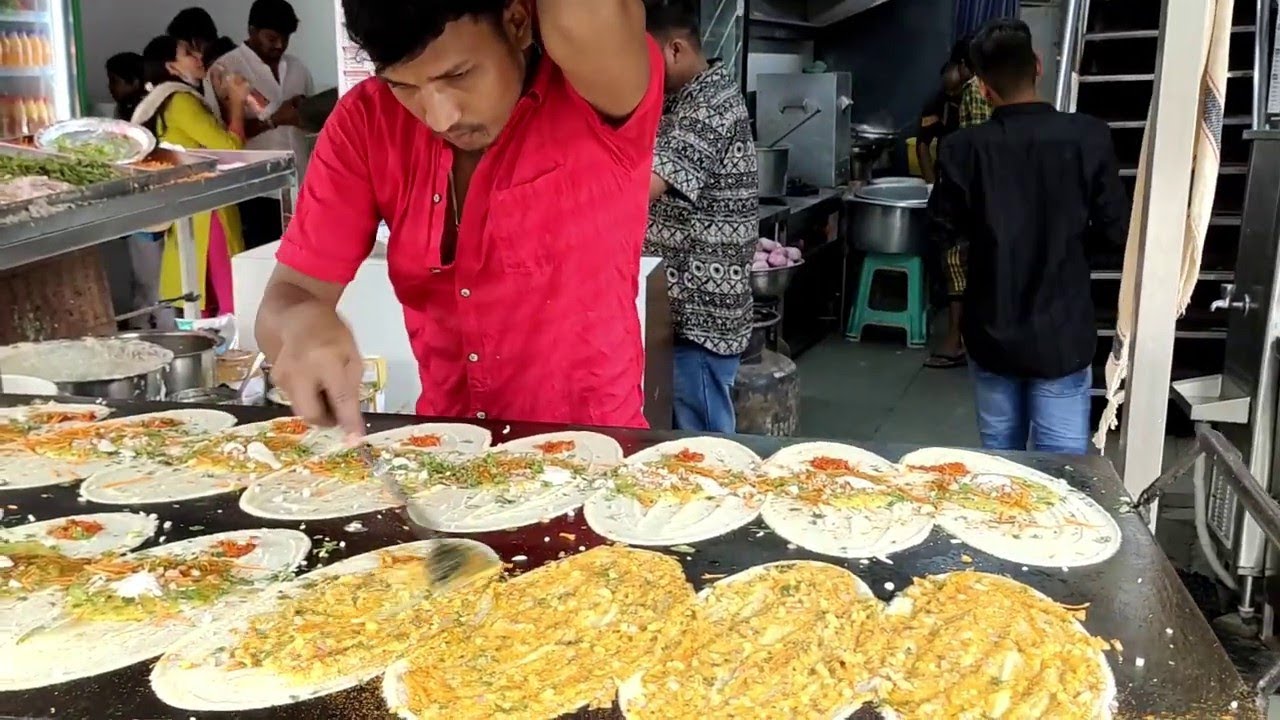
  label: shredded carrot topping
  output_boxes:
[406,434,443,448]
[534,439,576,455]
[270,418,309,435]
[214,538,259,559]
[47,518,105,540]
[673,448,705,464]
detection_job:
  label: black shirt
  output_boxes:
[928,102,1129,379]
[918,89,961,145]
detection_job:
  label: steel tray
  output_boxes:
[0,143,162,223]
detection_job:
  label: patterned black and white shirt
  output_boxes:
[646,60,759,357]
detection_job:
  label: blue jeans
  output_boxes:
[970,364,1092,455]
[673,341,740,433]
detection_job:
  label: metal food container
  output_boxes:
[845,183,931,255]
[0,337,172,400]
[757,146,789,198]
[114,330,218,397]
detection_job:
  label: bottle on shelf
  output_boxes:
[22,96,40,131]
[40,33,50,66]
[0,97,11,138]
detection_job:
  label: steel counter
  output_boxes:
[0,398,1256,720]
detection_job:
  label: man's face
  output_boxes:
[108,73,139,104]
[248,26,290,64]
[379,5,533,152]
[658,36,699,93]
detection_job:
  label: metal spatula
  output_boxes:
[354,446,500,599]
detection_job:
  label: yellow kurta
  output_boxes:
[153,92,244,310]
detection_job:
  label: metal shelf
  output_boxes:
[0,66,51,78]
[0,10,49,23]
[0,150,295,271]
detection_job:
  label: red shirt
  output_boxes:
[278,42,665,428]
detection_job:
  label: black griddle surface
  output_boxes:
[0,398,1257,719]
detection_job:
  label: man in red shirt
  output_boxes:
[255,0,662,436]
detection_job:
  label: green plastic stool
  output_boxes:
[845,253,928,348]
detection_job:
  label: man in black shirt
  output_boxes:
[918,38,975,371]
[928,18,1128,455]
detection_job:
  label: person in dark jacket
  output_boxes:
[927,18,1128,455]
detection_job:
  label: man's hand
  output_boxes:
[270,99,302,128]
[537,0,649,121]
[269,303,366,439]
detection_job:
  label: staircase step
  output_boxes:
[1085,25,1256,41]
[1080,70,1253,83]
[1090,270,1233,281]
[1107,116,1251,130]
[1119,163,1248,177]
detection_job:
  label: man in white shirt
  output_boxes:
[212,0,314,248]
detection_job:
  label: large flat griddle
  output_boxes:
[0,397,1257,720]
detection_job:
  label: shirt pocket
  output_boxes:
[487,164,569,272]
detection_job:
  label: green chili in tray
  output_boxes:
[0,155,119,187]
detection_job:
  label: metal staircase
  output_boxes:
[1064,0,1268,415]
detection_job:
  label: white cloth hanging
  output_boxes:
[1095,0,1233,449]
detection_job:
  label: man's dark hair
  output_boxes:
[969,18,1037,98]
[204,36,238,65]
[167,7,218,45]
[948,35,972,70]
[342,0,507,69]
[645,0,700,46]
[249,0,300,36]
[105,51,143,83]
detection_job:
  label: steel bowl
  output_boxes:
[114,330,218,397]
[750,261,804,300]
[35,117,156,165]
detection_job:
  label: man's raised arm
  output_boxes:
[537,0,651,121]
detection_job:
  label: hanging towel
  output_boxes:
[1094,0,1233,450]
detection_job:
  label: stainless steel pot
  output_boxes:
[0,337,172,400]
[845,183,930,255]
[757,145,789,198]
[114,331,218,397]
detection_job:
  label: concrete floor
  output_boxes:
[795,335,979,447]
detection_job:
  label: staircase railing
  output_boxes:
[1053,0,1091,111]
[1254,0,1271,129]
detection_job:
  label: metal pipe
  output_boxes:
[1193,455,1239,590]
[1052,0,1080,110]
[1054,0,1084,111]
[1198,426,1280,549]
[1254,0,1271,130]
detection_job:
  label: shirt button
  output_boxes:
[433,193,442,203]
[459,288,471,298]
[476,411,487,420]
[468,353,479,362]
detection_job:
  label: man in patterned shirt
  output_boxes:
[645,1,758,432]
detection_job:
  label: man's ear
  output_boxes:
[978,78,998,105]
[504,0,536,51]
[1035,52,1043,80]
